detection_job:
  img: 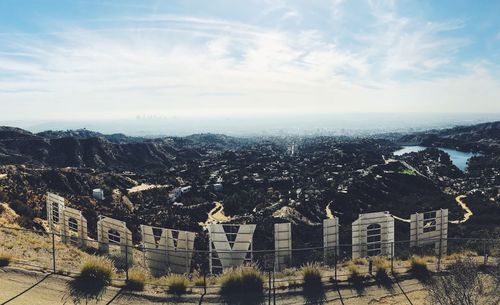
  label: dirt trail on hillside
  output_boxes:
[392,195,473,225]
[203,201,232,227]
[450,195,473,224]
[325,202,335,219]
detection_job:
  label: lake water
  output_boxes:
[393,146,480,171]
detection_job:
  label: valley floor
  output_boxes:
[0,267,429,305]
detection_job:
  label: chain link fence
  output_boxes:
[1,225,499,289]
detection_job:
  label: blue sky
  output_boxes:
[0,0,499,121]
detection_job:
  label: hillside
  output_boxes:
[0,122,498,248]
[398,121,500,153]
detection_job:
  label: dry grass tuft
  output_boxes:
[0,252,12,267]
[445,250,478,261]
[67,256,115,303]
[126,267,147,291]
[301,263,325,303]
[219,266,265,305]
[166,275,189,297]
[409,256,431,282]
[348,264,366,292]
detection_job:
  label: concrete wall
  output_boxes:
[410,209,448,255]
[46,192,66,234]
[141,225,196,275]
[165,228,196,274]
[323,217,339,264]
[208,224,256,272]
[97,216,133,261]
[61,206,88,248]
[274,223,292,272]
[352,211,394,258]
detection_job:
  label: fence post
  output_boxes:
[203,273,207,295]
[391,242,394,274]
[483,240,487,265]
[125,244,129,281]
[268,270,271,305]
[334,245,337,282]
[437,235,442,272]
[52,232,56,273]
[272,270,276,305]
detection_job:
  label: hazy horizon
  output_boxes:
[4,112,500,137]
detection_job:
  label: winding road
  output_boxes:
[391,195,473,224]
[325,202,335,219]
[450,195,473,224]
[204,201,232,226]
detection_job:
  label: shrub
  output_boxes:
[445,250,478,261]
[110,252,133,270]
[68,256,114,303]
[409,257,431,282]
[301,263,325,304]
[125,267,146,291]
[352,257,368,265]
[0,252,12,267]
[193,275,206,287]
[278,267,298,277]
[167,275,188,297]
[219,266,265,305]
[428,258,499,305]
[373,257,392,287]
[347,264,365,292]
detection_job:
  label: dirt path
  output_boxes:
[0,267,430,305]
[127,184,168,194]
[450,195,473,224]
[391,195,472,225]
[0,269,140,305]
[325,202,334,219]
[0,268,203,305]
[204,201,232,226]
[392,215,411,223]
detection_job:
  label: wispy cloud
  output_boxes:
[0,1,498,120]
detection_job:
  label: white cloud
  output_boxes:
[331,0,345,20]
[280,9,302,23]
[357,2,469,79]
[0,7,498,121]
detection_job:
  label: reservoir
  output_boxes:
[393,146,480,171]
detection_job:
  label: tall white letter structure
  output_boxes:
[141,225,168,276]
[274,223,292,272]
[323,217,339,263]
[352,211,394,258]
[410,209,448,255]
[166,229,196,274]
[97,216,133,261]
[208,224,256,273]
[141,225,196,275]
[61,206,88,247]
[46,192,66,234]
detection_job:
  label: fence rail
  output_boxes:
[1,224,499,287]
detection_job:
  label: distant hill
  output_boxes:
[37,129,144,144]
[0,126,255,171]
[398,121,500,153]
